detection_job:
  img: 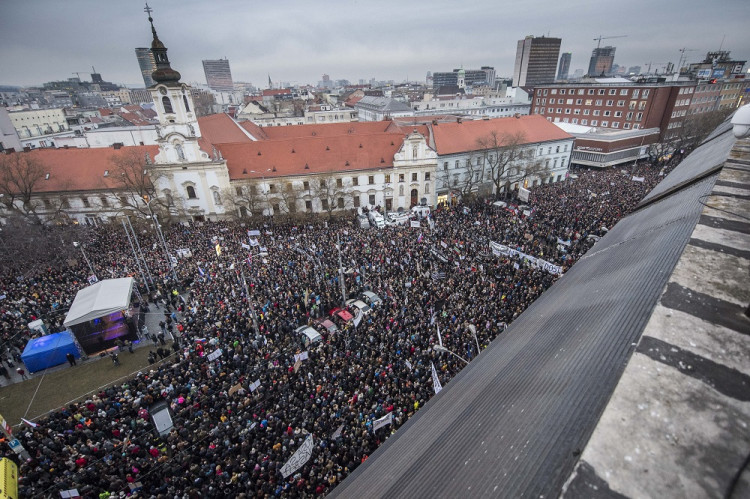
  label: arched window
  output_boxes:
[212,190,222,205]
[183,95,190,112]
[162,96,173,114]
[186,186,197,199]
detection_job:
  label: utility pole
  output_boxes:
[122,219,150,293]
[336,233,347,306]
[142,199,179,284]
[74,241,96,279]
[126,216,155,285]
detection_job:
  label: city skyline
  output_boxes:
[1,0,749,88]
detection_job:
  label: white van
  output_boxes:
[385,212,411,226]
[296,325,322,347]
[368,211,385,229]
[412,206,431,219]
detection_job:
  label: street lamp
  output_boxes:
[73,241,96,279]
[433,344,469,365]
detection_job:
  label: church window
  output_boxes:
[183,95,190,112]
[186,186,197,199]
[212,190,222,205]
[162,96,174,114]
[175,143,185,160]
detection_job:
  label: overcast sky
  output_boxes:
[1,0,749,88]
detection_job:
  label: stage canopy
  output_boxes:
[21,331,79,373]
[63,277,135,327]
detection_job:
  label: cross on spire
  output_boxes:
[144,2,153,16]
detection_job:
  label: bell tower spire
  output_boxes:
[144,1,181,85]
[143,2,205,165]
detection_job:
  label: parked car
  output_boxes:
[368,211,385,229]
[360,291,383,307]
[356,215,370,229]
[346,299,371,316]
[314,317,339,336]
[295,325,322,347]
[385,212,411,226]
[329,307,354,326]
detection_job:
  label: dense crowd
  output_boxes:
[0,165,670,497]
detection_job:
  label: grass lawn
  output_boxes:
[0,345,175,429]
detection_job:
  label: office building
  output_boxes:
[588,46,616,77]
[202,58,234,92]
[135,48,157,87]
[432,67,495,89]
[557,53,572,80]
[513,36,562,88]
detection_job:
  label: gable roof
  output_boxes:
[23,145,159,193]
[431,115,572,155]
[259,121,394,140]
[217,132,405,181]
[197,113,255,145]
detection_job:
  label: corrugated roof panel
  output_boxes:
[332,174,718,498]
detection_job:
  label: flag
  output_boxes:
[249,238,259,246]
[431,271,446,281]
[22,418,39,428]
[372,412,393,431]
[405,360,413,370]
[331,423,345,439]
[87,275,98,285]
[437,326,443,347]
[431,362,443,394]
[417,233,423,243]
[241,243,251,250]
[198,266,205,276]
[280,434,314,478]
[215,243,222,256]
[247,253,253,266]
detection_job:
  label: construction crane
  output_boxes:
[71,72,89,81]
[677,48,697,72]
[593,34,627,50]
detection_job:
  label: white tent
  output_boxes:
[63,278,135,327]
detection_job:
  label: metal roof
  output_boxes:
[332,169,722,497]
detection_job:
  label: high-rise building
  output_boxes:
[202,58,234,92]
[513,36,562,88]
[588,46,616,76]
[431,67,495,89]
[135,47,157,87]
[557,53,572,80]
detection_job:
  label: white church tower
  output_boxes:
[142,4,231,221]
[145,10,206,164]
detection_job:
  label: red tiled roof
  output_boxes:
[197,113,254,145]
[260,121,393,140]
[345,96,363,107]
[119,112,151,126]
[261,89,292,97]
[23,145,160,193]
[123,105,142,113]
[237,120,269,141]
[431,115,572,155]
[217,132,405,181]
[98,108,114,116]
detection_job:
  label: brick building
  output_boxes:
[530,79,697,140]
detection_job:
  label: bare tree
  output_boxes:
[222,181,265,218]
[477,131,530,198]
[0,152,47,224]
[311,173,346,218]
[107,149,182,221]
[651,109,733,168]
[276,181,302,217]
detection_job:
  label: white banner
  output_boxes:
[294,351,309,362]
[207,349,222,362]
[249,379,261,392]
[280,434,314,478]
[241,243,251,249]
[518,187,531,202]
[489,241,563,275]
[248,230,261,237]
[249,238,259,246]
[632,176,645,182]
[410,220,421,228]
[372,412,393,432]
[431,362,442,394]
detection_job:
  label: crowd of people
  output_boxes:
[0,165,670,497]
